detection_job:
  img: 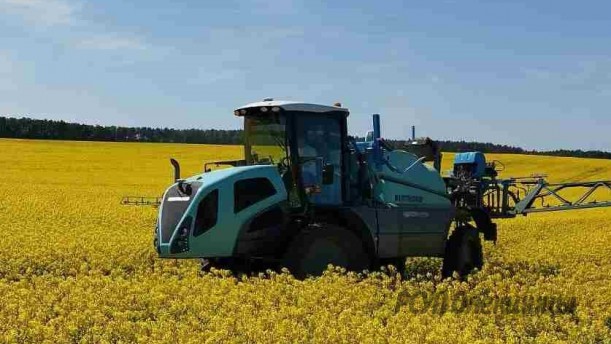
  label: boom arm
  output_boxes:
[475,177,611,218]
[449,152,611,218]
[512,179,611,214]
[121,196,162,207]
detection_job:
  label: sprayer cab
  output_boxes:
[156,100,355,259]
[237,100,350,206]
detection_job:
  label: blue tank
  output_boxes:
[453,151,487,178]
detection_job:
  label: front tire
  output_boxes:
[442,225,483,278]
[200,257,245,274]
[282,223,371,279]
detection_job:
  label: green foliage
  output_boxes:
[0,116,243,144]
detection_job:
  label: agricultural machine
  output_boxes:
[124,99,611,278]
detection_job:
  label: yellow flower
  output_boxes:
[0,139,609,343]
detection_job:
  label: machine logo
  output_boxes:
[402,211,430,219]
[394,194,424,203]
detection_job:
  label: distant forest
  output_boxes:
[1,116,609,159]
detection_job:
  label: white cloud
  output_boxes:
[522,59,611,93]
[0,51,19,91]
[190,67,242,85]
[204,26,304,49]
[0,52,14,75]
[0,0,81,26]
[77,34,147,51]
[0,0,148,53]
[242,0,299,15]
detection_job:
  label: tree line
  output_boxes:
[386,139,611,159]
[1,116,609,159]
[0,116,243,144]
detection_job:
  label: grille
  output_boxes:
[160,182,201,243]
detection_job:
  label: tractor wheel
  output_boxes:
[282,223,371,279]
[441,225,483,278]
[200,257,243,274]
[380,257,406,277]
[200,258,212,272]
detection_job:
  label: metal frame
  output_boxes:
[479,177,611,217]
[514,179,611,214]
[121,196,162,207]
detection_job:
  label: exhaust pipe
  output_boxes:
[170,158,181,182]
[170,158,192,195]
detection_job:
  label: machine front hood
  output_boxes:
[159,181,202,244]
[156,164,284,254]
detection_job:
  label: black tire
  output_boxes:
[282,223,371,279]
[380,257,406,277]
[441,225,483,278]
[200,258,212,272]
[200,257,245,274]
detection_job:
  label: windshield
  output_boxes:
[244,115,288,166]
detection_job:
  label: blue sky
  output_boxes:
[0,0,610,151]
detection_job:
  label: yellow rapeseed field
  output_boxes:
[0,138,610,343]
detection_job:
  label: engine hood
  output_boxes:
[156,164,287,258]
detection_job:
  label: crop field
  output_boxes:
[0,138,610,343]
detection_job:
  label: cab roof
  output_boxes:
[235,99,349,115]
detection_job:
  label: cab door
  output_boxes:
[295,115,343,205]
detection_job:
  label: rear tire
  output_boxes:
[282,223,371,279]
[442,225,483,278]
[380,257,406,277]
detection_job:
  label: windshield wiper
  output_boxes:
[271,133,287,152]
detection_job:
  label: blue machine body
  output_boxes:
[453,152,487,178]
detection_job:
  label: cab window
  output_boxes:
[193,190,218,237]
[234,178,277,213]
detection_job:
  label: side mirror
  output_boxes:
[322,164,334,185]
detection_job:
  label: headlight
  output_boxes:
[170,216,192,254]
